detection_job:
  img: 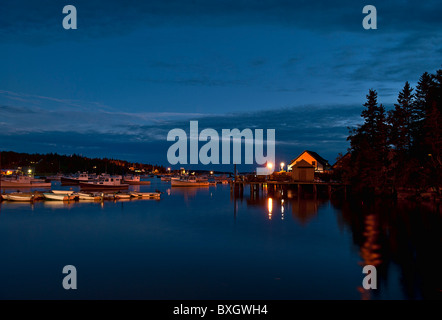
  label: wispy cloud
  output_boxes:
[0,91,363,165]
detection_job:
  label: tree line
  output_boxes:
[0,151,167,175]
[336,68,441,198]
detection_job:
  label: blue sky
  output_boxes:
[0,1,441,170]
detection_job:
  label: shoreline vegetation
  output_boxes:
[0,151,168,176]
[339,68,441,202]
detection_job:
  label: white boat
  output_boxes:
[43,193,76,201]
[0,175,51,188]
[61,172,94,185]
[4,193,35,201]
[79,176,129,190]
[52,190,75,195]
[130,192,161,199]
[76,192,103,201]
[171,176,209,187]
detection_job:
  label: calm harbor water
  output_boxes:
[0,178,440,300]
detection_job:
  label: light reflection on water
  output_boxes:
[0,178,440,300]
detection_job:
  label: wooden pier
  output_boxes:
[230,180,349,199]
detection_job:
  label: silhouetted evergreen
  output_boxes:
[344,68,442,199]
[347,89,390,195]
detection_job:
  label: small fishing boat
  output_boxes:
[52,190,75,195]
[76,192,103,201]
[114,193,131,199]
[4,193,35,202]
[43,193,76,201]
[171,176,209,187]
[61,172,95,185]
[130,192,161,199]
[123,175,151,185]
[0,175,51,188]
[80,176,129,190]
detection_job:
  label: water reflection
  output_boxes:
[331,198,441,300]
[267,198,273,220]
[231,184,441,300]
[0,182,440,300]
[43,201,75,210]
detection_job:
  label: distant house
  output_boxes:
[287,150,330,173]
[291,160,315,182]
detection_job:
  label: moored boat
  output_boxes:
[61,172,95,185]
[52,190,75,195]
[43,193,76,201]
[0,175,51,188]
[80,176,129,190]
[76,192,102,201]
[114,193,131,199]
[4,193,35,201]
[130,192,161,199]
[171,176,209,187]
[123,175,151,185]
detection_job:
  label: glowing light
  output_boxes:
[280,162,285,170]
[167,167,171,171]
[267,162,273,170]
[27,169,32,174]
[210,171,213,175]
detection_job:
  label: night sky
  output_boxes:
[1,1,441,170]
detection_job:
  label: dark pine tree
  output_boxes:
[387,82,414,188]
[348,89,390,195]
[423,69,442,196]
[389,82,414,152]
[411,72,434,158]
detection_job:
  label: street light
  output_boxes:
[267,162,273,170]
[280,162,285,171]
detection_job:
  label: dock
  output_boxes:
[230,180,350,199]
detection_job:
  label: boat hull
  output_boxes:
[114,194,131,199]
[79,182,129,190]
[124,180,151,185]
[130,192,161,198]
[4,194,34,201]
[43,193,76,201]
[52,190,75,195]
[0,180,51,188]
[171,180,209,187]
[76,193,102,201]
